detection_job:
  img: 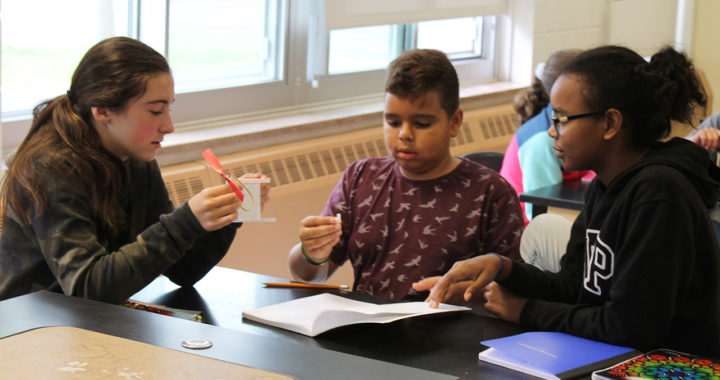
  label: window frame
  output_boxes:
[1,0,506,151]
[305,15,500,117]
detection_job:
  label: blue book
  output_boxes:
[479,332,637,379]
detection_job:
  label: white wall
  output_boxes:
[514,0,685,90]
[525,0,717,115]
[532,0,610,69]
[693,0,720,112]
[508,0,717,114]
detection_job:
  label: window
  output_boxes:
[417,17,486,60]
[167,0,284,93]
[326,16,494,78]
[0,0,285,119]
[328,25,399,75]
[1,0,502,142]
[0,0,129,119]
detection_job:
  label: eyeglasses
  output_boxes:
[551,110,606,136]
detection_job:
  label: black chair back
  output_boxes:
[463,151,504,172]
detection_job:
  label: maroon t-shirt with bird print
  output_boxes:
[324,156,524,300]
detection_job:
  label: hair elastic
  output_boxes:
[301,245,328,266]
[66,90,76,104]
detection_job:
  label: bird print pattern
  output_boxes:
[322,157,524,300]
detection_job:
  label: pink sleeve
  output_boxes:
[500,135,523,197]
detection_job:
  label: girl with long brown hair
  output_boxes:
[0,37,265,303]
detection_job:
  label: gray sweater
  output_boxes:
[0,157,239,303]
[687,111,720,223]
[687,111,720,138]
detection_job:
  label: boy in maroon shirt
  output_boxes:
[288,49,524,301]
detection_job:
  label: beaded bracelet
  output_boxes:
[486,252,505,280]
[301,245,328,266]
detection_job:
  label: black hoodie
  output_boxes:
[502,138,720,357]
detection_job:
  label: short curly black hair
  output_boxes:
[385,49,459,118]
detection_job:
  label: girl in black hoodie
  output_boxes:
[417,45,720,357]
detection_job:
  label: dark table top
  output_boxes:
[519,180,589,212]
[0,267,544,379]
[130,266,539,379]
[0,290,459,379]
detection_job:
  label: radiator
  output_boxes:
[161,103,519,284]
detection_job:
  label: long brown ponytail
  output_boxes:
[1,37,170,235]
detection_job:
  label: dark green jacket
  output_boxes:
[0,158,239,304]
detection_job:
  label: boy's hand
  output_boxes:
[188,184,243,231]
[298,215,342,263]
[483,282,528,323]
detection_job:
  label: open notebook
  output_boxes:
[242,293,470,337]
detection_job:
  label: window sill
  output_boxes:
[155,81,525,167]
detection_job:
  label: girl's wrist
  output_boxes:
[486,252,510,281]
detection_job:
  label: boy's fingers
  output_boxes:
[300,223,341,240]
[464,268,498,299]
[465,280,487,301]
[412,276,440,291]
[301,216,341,228]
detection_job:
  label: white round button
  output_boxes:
[181,339,213,349]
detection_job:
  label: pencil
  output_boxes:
[263,282,349,290]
